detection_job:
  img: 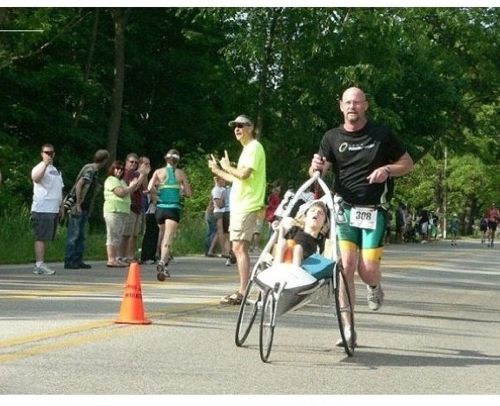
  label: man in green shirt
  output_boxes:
[208,115,266,305]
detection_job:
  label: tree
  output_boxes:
[106,8,129,162]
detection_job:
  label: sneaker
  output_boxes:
[156,261,170,278]
[64,263,80,269]
[225,258,231,266]
[336,327,357,347]
[143,259,156,265]
[33,263,56,275]
[78,262,92,269]
[367,284,384,311]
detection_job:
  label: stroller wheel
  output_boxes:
[334,262,355,356]
[259,288,276,363]
[235,280,261,347]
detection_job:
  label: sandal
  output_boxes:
[106,262,127,268]
[220,291,243,305]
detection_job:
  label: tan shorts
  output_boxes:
[230,211,258,243]
[123,212,144,237]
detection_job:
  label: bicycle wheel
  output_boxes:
[235,279,261,347]
[259,288,276,363]
[334,262,355,356]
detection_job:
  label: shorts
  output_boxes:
[487,221,497,232]
[104,212,128,246]
[123,211,144,237]
[336,207,387,262]
[31,212,58,241]
[155,207,181,224]
[230,211,258,243]
[215,211,230,233]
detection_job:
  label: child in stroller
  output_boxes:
[274,200,330,267]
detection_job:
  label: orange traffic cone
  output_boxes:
[115,261,152,325]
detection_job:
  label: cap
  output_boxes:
[228,114,254,127]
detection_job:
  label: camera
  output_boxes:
[63,193,76,211]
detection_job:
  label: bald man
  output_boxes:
[309,87,414,347]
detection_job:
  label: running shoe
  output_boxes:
[33,263,56,275]
[367,284,384,311]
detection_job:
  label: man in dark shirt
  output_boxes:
[309,87,414,346]
[120,153,150,262]
[64,149,109,269]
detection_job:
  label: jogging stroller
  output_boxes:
[234,172,355,362]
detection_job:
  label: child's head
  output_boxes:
[303,200,329,235]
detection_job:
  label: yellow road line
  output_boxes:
[0,320,111,348]
[0,324,141,363]
[0,301,221,364]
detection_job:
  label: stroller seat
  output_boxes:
[302,253,335,280]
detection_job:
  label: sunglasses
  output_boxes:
[233,123,249,129]
[43,150,54,156]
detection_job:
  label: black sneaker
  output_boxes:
[64,263,80,269]
[78,262,92,269]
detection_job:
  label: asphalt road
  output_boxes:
[0,239,499,395]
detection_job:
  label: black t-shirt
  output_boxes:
[319,121,406,206]
[284,226,324,260]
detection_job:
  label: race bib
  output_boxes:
[350,207,377,230]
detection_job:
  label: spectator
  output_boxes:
[103,160,144,267]
[395,203,407,243]
[385,210,392,245]
[148,149,192,279]
[418,209,430,243]
[31,144,64,275]
[224,184,237,267]
[208,114,266,305]
[64,149,110,269]
[139,157,159,264]
[203,188,216,257]
[264,182,281,229]
[207,176,230,258]
[449,213,460,246]
[120,153,150,262]
[140,187,160,264]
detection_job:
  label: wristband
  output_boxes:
[384,166,391,175]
